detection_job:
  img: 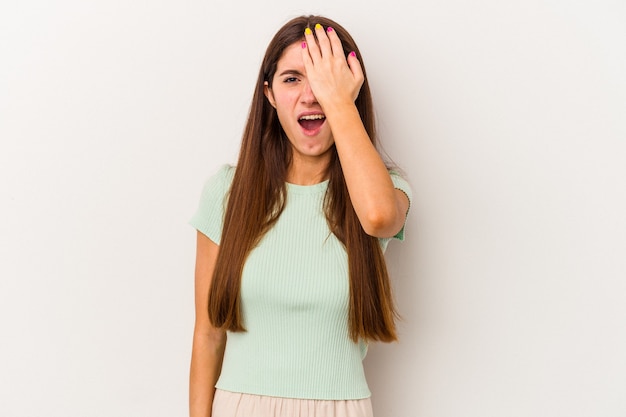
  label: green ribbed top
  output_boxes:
[190,165,411,400]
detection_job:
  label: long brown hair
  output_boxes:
[208,15,398,342]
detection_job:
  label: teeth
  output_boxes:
[299,114,325,121]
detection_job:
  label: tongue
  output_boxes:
[299,119,324,131]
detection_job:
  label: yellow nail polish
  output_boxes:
[305,27,312,35]
[315,23,322,30]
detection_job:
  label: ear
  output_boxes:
[264,81,276,108]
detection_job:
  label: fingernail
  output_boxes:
[327,27,334,32]
[302,41,307,49]
[350,51,356,57]
[315,23,323,30]
[305,27,312,35]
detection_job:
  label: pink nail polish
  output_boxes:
[302,42,307,49]
[327,27,333,32]
[350,51,356,57]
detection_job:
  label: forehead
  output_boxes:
[275,42,305,72]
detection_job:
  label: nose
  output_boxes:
[300,81,317,104]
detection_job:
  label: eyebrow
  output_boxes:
[278,69,304,77]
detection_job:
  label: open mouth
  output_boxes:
[298,114,326,131]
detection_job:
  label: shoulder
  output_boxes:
[210,164,236,187]
[388,169,412,203]
[199,164,236,198]
[190,164,236,244]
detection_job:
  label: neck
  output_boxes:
[286,155,330,185]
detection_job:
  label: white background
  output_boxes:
[1,0,625,416]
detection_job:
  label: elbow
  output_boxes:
[193,323,227,347]
[361,206,400,238]
[207,326,227,346]
[358,189,409,238]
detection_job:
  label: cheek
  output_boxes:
[274,97,298,120]
[273,88,299,108]
[274,107,295,134]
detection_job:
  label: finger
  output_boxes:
[314,23,332,58]
[301,40,314,71]
[347,51,365,86]
[304,27,321,64]
[325,26,344,59]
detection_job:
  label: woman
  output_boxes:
[189,15,411,417]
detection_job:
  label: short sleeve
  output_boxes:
[189,165,235,245]
[379,171,412,252]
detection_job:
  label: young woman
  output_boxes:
[189,15,411,417]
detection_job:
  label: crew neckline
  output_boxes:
[285,179,329,194]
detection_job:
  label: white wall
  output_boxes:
[1,1,624,416]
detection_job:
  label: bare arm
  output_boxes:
[189,231,226,417]
[303,25,409,238]
[324,103,409,238]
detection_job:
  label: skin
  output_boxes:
[265,25,409,237]
[190,24,409,417]
[264,41,336,185]
[189,233,225,417]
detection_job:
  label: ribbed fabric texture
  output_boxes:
[189,165,412,400]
